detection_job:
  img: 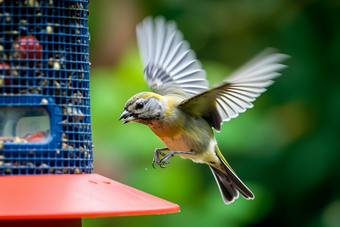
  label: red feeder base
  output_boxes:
[0,173,180,225]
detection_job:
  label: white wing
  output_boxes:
[136,16,209,96]
[179,48,289,131]
[215,48,289,122]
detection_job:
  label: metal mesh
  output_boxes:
[0,0,93,175]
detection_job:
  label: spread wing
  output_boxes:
[179,48,290,132]
[136,16,209,97]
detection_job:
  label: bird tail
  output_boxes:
[209,145,254,204]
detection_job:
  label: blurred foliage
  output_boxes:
[83,0,340,226]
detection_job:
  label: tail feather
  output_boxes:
[210,163,254,204]
[209,166,239,204]
[211,145,254,204]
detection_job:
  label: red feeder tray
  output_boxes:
[0,174,180,226]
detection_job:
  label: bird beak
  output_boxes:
[119,110,134,124]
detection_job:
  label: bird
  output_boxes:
[119,16,289,204]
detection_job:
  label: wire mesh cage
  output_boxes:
[0,0,92,175]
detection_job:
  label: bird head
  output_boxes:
[119,92,166,125]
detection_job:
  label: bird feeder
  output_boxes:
[0,1,179,226]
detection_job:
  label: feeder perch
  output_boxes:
[0,1,179,226]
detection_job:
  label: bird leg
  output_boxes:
[152,148,169,169]
[158,150,194,168]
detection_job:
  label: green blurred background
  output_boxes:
[83,0,340,226]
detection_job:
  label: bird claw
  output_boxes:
[152,149,193,168]
[160,152,175,166]
[152,148,168,169]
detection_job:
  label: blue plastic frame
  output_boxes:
[0,0,93,175]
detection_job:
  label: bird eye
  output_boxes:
[136,102,144,109]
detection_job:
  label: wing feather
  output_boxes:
[179,48,289,131]
[137,16,209,96]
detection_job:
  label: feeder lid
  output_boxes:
[0,174,180,220]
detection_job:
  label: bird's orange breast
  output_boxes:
[148,119,183,139]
